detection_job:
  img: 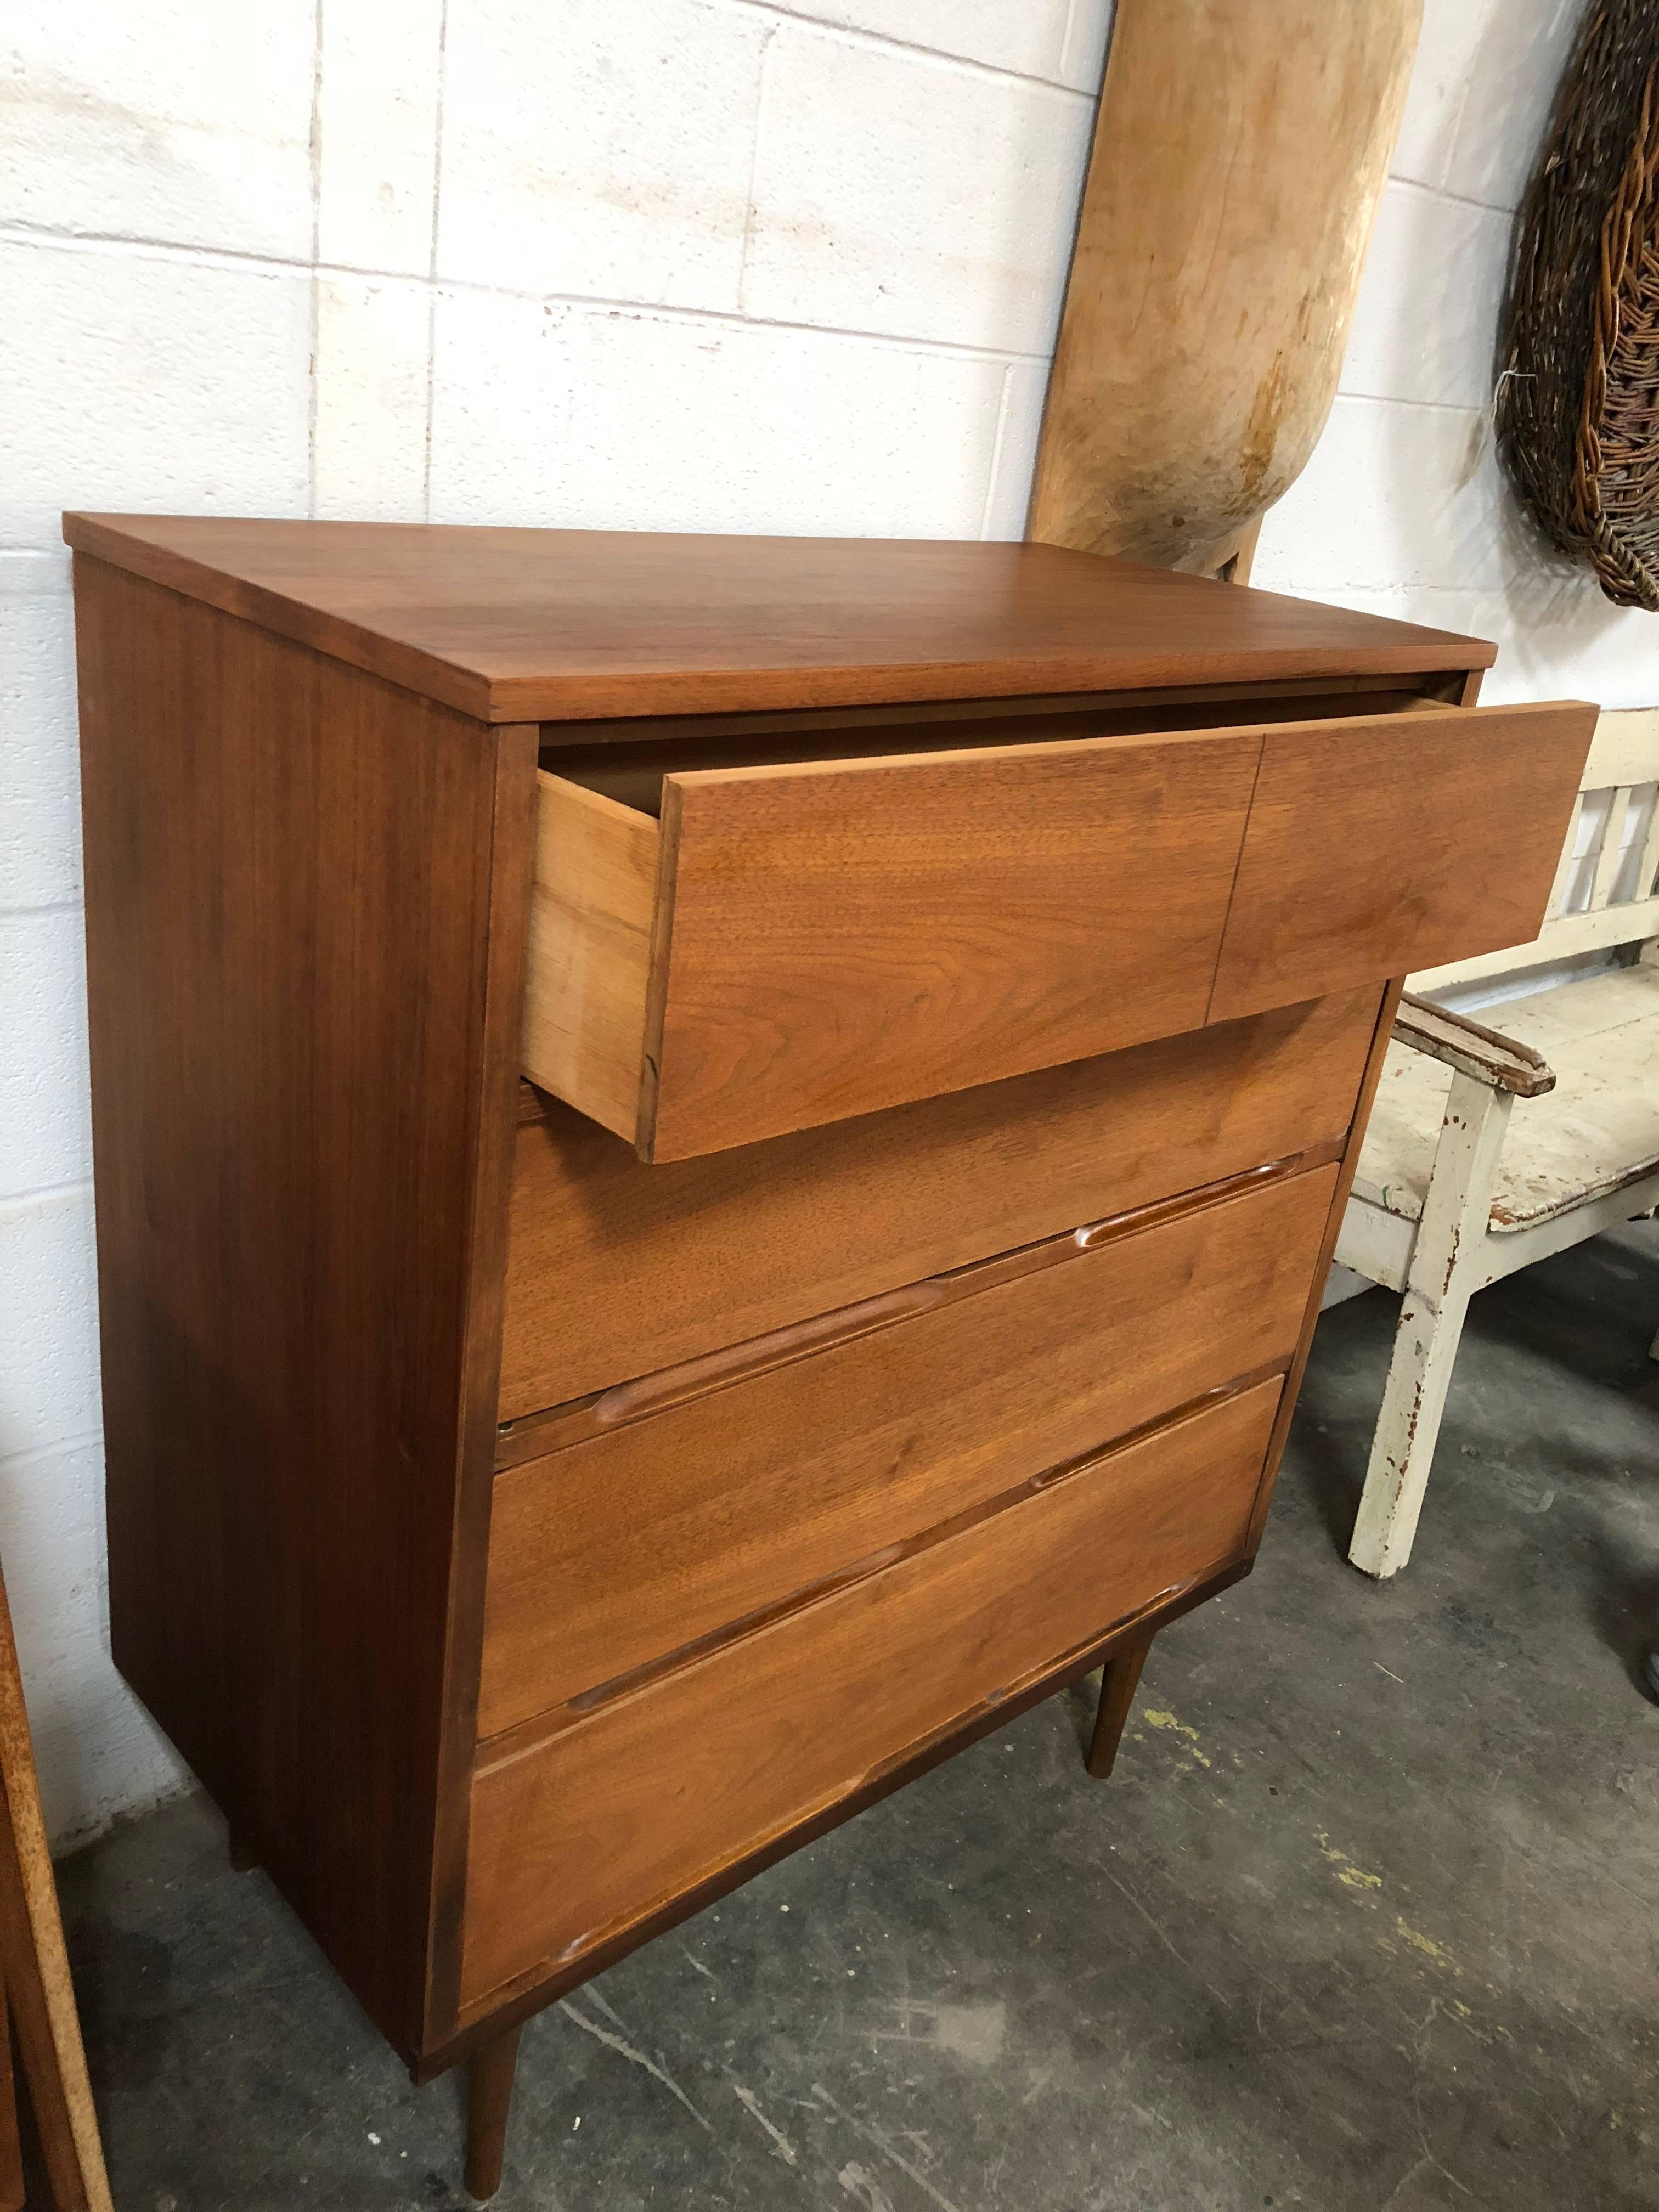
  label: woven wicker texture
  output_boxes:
[1497,1,1659,609]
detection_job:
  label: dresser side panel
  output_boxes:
[73,556,514,2055]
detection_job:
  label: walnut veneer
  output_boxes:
[64,516,1593,2197]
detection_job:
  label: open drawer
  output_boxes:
[521,699,1593,1161]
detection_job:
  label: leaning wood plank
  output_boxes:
[521,773,658,1144]
[1392,995,1555,1098]
[0,1559,112,2212]
[1029,0,1421,576]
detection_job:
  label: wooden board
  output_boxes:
[500,985,1382,1419]
[0,1557,111,2212]
[641,727,1265,1157]
[1029,0,1421,577]
[72,555,534,2059]
[61,516,1493,724]
[1210,702,1598,1022]
[481,1163,1334,1734]
[461,1379,1282,2005]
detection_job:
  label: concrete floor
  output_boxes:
[47,1220,1659,2211]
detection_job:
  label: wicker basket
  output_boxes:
[1497,1,1659,610]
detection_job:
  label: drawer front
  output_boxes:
[642,729,1262,1158]
[522,701,1590,1163]
[500,984,1381,1419]
[481,1163,1335,1739]
[462,1378,1282,2005]
[1210,700,1595,1020]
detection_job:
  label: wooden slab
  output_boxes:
[1029,0,1421,577]
[461,1379,1282,2004]
[500,985,1383,1418]
[61,516,1494,724]
[0,1556,112,2212]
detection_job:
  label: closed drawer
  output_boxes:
[500,984,1379,1419]
[480,1161,1335,1739]
[462,1376,1282,2005]
[520,701,1592,1163]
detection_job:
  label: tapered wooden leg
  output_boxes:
[1086,1629,1155,1780]
[465,2024,523,2203]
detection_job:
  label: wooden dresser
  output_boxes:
[64,517,1593,2196]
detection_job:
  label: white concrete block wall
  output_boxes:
[0,0,1649,1847]
[0,0,1108,1849]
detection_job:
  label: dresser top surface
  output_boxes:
[64,514,1495,725]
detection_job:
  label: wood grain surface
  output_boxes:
[61,516,1493,723]
[1030,0,1421,576]
[74,554,528,2059]
[461,1379,1282,2005]
[520,774,656,1138]
[1210,701,1598,1021]
[499,986,1381,1418]
[481,1164,1334,1734]
[1245,978,1404,1556]
[639,727,1265,1156]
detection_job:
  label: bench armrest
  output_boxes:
[1393,993,1556,1098]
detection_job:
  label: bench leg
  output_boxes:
[465,2023,523,2204]
[1349,1072,1511,1579]
[1086,1628,1156,1779]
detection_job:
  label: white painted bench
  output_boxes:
[1334,707,1659,1577]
